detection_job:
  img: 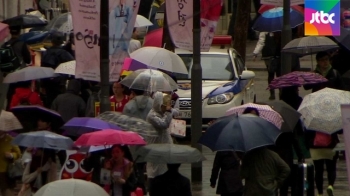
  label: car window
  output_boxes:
[234,57,245,75]
[175,54,234,80]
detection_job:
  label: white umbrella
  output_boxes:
[130,47,188,74]
[0,110,23,132]
[3,66,57,83]
[55,60,76,75]
[134,15,153,27]
[34,179,109,196]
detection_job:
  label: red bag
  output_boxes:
[130,187,143,196]
[313,132,332,147]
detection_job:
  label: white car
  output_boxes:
[174,47,256,130]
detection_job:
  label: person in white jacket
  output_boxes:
[252,32,281,100]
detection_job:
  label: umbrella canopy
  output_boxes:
[135,144,206,164]
[0,110,23,132]
[263,100,301,132]
[0,22,9,42]
[3,66,57,83]
[130,47,188,74]
[12,131,73,150]
[19,31,48,44]
[55,60,76,75]
[2,14,47,28]
[44,12,73,34]
[282,36,339,55]
[225,103,284,129]
[143,28,163,47]
[135,15,153,27]
[258,5,304,14]
[334,27,350,51]
[298,88,350,134]
[120,69,178,92]
[252,7,304,32]
[62,117,121,137]
[74,129,146,146]
[198,114,282,152]
[268,71,328,89]
[34,179,109,196]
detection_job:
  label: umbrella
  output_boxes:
[12,131,73,150]
[298,88,350,134]
[55,60,76,75]
[263,100,301,132]
[43,12,73,34]
[143,28,163,47]
[268,71,328,89]
[120,69,178,92]
[258,5,304,14]
[198,114,282,152]
[252,7,304,32]
[74,129,146,146]
[121,58,148,76]
[3,66,57,83]
[0,22,9,42]
[135,15,153,27]
[225,103,284,129]
[19,31,48,43]
[130,47,188,74]
[2,14,47,28]
[96,111,159,140]
[34,179,109,196]
[334,27,350,51]
[342,70,350,91]
[135,144,206,164]
[62,117,121,137]
[0,110,23,132]
[282,36,338,55]
[11,105,64,131]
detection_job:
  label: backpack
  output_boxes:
[41,48,66,69]
[313,132,332,147]
[18,92,33,105]
[0,41,22,73]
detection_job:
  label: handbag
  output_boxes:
[7,158,24,179]
[169,119,186,138]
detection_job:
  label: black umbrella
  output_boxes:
[262,100,301,132]
[2,15,47,28]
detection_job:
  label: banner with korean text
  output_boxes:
[70,0,140,82]
[166,0,223,52]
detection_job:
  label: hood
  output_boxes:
[134,95,152,110]
[67,79,81,94]
[152,92,163,112]
[177,80,228,98]
[14,88,33,99]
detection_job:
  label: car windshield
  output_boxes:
[174,54,235,80]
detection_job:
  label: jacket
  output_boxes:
[41,46,74,69]
[10,88,43,109]
[304,68,344,92]
[123,95,153,121]
[241,148,290,196]
[149,170,192,196]
[0,134,21,173]
[51,79,86,122]
[253,32,280,58]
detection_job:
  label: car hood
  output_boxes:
[177,80,229,99]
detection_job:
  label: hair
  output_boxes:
[111,145,133,162]
[9,26,21,36]
[38,115,51,123]
[51,32,64,46]
[131,89,145,96]
[242,107,260,116]
[69,32,74,44]
[133,28,137,33]
[316,51,329,61]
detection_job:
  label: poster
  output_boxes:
[70,0,140,82]
[341,104,350,188]
[94,102,116,117]
[59,150,93,181]
[166,0,223,52]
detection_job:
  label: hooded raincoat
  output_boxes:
[123,95,153,121]
[146,92,173,178]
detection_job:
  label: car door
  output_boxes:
[234,55,255,103]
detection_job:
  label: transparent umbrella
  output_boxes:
[120,69,178,92]
[44,12,73,34]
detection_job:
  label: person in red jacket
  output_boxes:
[110,82,129,112]
[9,81,43,109]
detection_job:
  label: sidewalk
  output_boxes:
[244,40,316,71]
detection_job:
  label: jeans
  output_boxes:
[313,158,337,194]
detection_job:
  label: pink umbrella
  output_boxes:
[74,129,146,146]
[268,71,328,90]
[143,28,163,48]
[0,22,10,42]
[226,103,284,129]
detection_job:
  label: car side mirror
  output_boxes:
[240,70,255,80]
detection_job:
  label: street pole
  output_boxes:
[100,0,111,113]
[191,0,202,183]
[281,0,292,75]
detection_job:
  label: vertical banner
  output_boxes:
[341,104,350,189]
[166,0,223,52]
[70,0,140,82]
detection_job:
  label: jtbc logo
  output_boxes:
[310,11,335,24]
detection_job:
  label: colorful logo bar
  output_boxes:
[304,0,340,36]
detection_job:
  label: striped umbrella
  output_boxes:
[268,71,328,89]
[226,103,284,130]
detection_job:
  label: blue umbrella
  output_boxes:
[24,31,50,45]
[252,7,304,32]
[62,117,121,137]
[2,15,47,28]
[19,31,45,42]
[12,131,73,150]
[198,114,282,152]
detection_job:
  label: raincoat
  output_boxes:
[146,92,173,178]
[9,88,43,109]
[123,95,153,121]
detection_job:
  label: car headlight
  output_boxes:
[207,92,234,105]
